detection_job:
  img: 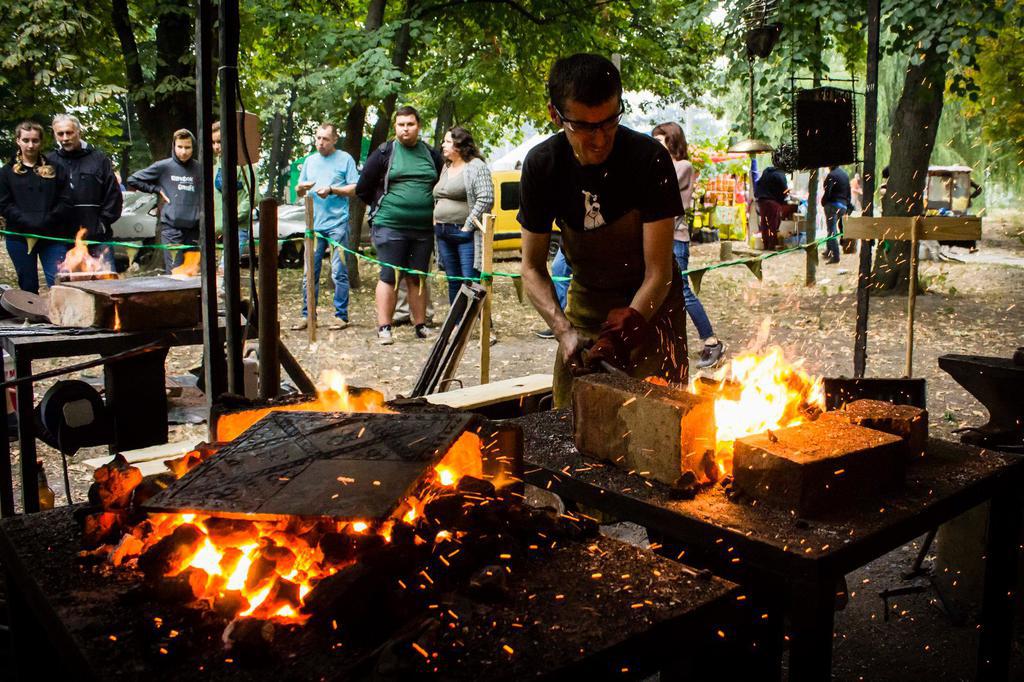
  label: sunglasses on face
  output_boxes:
[554,100,625,135]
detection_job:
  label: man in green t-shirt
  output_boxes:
[355,106,442,345]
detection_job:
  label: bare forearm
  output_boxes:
[629,269,673,320]
[522,264,571,334]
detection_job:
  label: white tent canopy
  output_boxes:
[490,133,552,170]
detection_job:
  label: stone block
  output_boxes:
[839,399,928,460]
[733,419,905,517]
[572,373,716,485]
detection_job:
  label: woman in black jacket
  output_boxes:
[0,122,74,292]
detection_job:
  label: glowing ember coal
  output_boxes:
[57,228,117,280]
[690,347,825,477]
[215,370,391,441]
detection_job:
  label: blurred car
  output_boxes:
[111,190,159,271]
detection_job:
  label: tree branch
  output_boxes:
[110,0,150,117]
[415,0,621,24]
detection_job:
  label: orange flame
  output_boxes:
[123,431,485,625]
[171,251,201,277]
[691,347,825,477]
[215,370,392,441]
[58,227,114,276]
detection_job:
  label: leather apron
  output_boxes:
[553,208,689,407]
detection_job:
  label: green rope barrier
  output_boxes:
[0,227,843,284]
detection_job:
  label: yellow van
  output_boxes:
[491,169,560,254]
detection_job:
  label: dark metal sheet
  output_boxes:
[145,411,475,520]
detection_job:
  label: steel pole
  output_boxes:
[854,0,881,378]
[258,198,281,399]
[195,0,226,421]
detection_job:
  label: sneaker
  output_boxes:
[696,340,725,369]
[328,318,350,331]
[414,323,433,340]
[377,325,394,345]
[535,328,556,340]
[825,256,840,265]
[290,319,308,331]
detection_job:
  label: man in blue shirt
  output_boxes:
[292,123,359,330]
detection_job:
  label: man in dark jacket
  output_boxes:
[47,114,123,270]
[821,165,852,264]
[127,129,202,272]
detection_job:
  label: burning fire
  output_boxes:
[107,430,486,626]
[215,370,392,441]
[171,251,201,277]
[96,374,494,627]
[691,347,825,477]
[58,228,117,278]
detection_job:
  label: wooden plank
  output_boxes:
[81,440,199,471]
[48,277,201,331]
[844,216,981,241]
[424,373,553,410]
[479,213,495,384]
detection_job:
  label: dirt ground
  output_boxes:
[2,209,1022,679]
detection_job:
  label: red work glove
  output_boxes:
[585,307,648,371]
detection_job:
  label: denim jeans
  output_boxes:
[824,202,847,260]
[672,240,715,340]
[302,226,349,321]
[218,228,251,270]
[6,239,68,293]
[551,247,571,310]
[161,224,200,272]
[435,223,478,304]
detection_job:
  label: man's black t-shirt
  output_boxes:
[517,127,682,234]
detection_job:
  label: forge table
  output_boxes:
[0,505,742,681]
[516,410,1024,681]
[0,323,219,517]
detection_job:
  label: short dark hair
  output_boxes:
[652,122,688,161]
[395,106,421,123]
[547,53,622,113]
[448,126,483,162]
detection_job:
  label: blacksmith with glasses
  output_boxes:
[517,53,689,408]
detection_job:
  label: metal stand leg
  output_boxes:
[977,490,1021,681]
[0,349,14,517]
[14,355,37,514]
[788,578,836,681]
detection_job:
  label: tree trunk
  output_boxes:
[111,0,197,161]
[432,91,456,147]
[871,45,948,293]
[266,110,285,199]
[339,0,389,288]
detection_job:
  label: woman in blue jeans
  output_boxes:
[653,122,724,369]
[0,122,73,293]
[433,127,494,303]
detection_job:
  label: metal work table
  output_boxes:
[516,409,1024,681]
[0,504,743,681]
[0,323,217,517]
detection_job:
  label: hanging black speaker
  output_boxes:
[794,87,856,169]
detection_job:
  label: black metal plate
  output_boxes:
[144,411,475,520]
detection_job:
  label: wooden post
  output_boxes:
[479,213,495,385]
[303,194,317,343]
[905,216,921,377]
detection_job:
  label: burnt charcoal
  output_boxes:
[456,475,496,498]
[152,567,206,603]
[794,518,811,530]
[374,618,440,679]
[389,521,418,548]
[80,510,126,549]
[670,470,700,500]
[244,555,277,593]
[251,577,302,619]
[351,531,386,556]
[131,472,176,507]
[467,564,509,603]
[317,532,356,566]
[138,524,204,580]
[222,617,276,663]
[204,517,258,548]
[719,475,734,488]
[218,547,244,577]
[213,591,249,620]
[89,454,143,510]
[552,513,599,540]
[110,532,146,566]
[423,494,468,527]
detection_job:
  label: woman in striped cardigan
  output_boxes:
[432,126,495,304]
